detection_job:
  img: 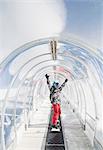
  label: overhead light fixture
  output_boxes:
[50,40,57,60]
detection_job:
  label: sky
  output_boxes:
[0,0,103,64]
[63,0,103,49]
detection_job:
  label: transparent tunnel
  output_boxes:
[0,37,103,150]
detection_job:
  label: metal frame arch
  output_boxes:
[58,37,103,62]
[1,37,100,111]
[59,53,100,123]
[1,59,76,150]
[59,52,101,90]
[59,53,99,125]
[17,67,70,116]
[1,52,95,148]
[28,67,70,111]
[0,35,102,71]
[22,59,75,80]
[61,53,98,115]
[1,53,53,149]
[32,66,73,82]
[79,81,87,128]
[14,63,74,100]
[1,45,98,94]
[77,81,86,124]
[9,53,52,76]
[1,57,99,150]
[0,35,102,150]
[85,79,98,142]
[2,55,75,130]
[10,64,73,125]
[1,37,102,116]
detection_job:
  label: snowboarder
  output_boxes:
[45,74,68,131]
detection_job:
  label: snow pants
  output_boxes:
[52,103,61,125]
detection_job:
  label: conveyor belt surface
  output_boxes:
[45,110,65,150]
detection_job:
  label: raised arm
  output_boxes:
[45,74,51,90]
[59,79,68,91]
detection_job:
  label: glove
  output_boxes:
[65,79,68,83]
[45,74,49,79]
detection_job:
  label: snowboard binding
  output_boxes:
[50,120,61,132]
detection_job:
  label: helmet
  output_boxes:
[53,81,59,88]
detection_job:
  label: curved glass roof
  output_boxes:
[0,38,103,150]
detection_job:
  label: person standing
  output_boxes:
[45,74,68,130]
